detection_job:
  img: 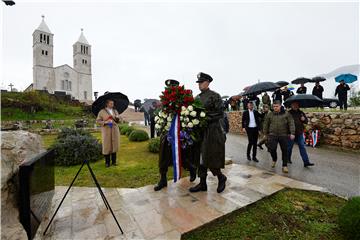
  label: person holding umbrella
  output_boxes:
[287,102,315,167]
[96,99,121,167]
[312,81,324,99]
[296,83,307,94]
[262,92,271,106]
[335,80,350,110]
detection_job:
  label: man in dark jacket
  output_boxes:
[263,100,295,173]
[272,88,282,104]
[296,83,307,94]
[148,101,158,138]
[287,102,314,167]
[312,81,324,99]
[282,86,294,101]
[242,102,261,162]
[189,72,227,193]
[335,80,350,110]
[257,104,270,150]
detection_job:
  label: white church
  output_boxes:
[29,16,93,102]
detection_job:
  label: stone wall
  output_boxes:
[1,131,45,239]
[227,111,360,150]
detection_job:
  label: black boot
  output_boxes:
[111,153,117,166]
[189,177,207,192]
[154,174,167,191]
[189,167,197,182]
[217,174,227,193]
[104,155,110,168]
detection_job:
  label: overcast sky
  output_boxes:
[1,1,359,101]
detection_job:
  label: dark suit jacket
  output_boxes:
[242,110,261,129]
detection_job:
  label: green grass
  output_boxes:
[42,132,185,188]
[182,189,347,240]
[1,107,90,121]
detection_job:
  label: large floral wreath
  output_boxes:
[154,84,207,182]
[155,85,207,149]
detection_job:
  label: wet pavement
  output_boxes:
[35,164,326,240]
[226,133,360,198]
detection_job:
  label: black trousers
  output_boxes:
[198,165,222,178]
[150,119,156,138]
[339,97,348,110]
[246,127,259,158]
[267,135,288,167]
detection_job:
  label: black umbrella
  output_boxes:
[291,77,311,85]
[91,92,129,116]
[243,82,280,96]
[284,94,323,108]
[142,99,161,112]
[310,76,326,83]
[276,81,289,87]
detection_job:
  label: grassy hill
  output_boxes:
[1,91,92,121]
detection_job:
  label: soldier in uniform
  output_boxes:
[154,79,197,191]
[189,72,227,193]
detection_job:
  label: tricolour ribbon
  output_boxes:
[169,113,182,182]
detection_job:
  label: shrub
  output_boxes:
[338,196,360,240]
[52,128,102,166]
[120,125,135,135]
[118,123,129,131]
[148,137,160,153]
[129,129,149,142]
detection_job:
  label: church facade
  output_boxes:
[32,16,92,102]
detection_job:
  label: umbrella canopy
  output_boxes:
[221,95,230,99]
[291,77,311,85]
[92,92,129,116]
[275,81,289,87]
[284,94,323,108]
[243,82,280,96]
[335,74,358,84]
[310,76,326,83]
[142,99,161,112]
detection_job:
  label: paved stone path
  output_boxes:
[225,133,360,198]
[35,164,325,240]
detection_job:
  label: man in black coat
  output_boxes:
[312,81,324,99]
[242,102,261,162]
[335,80,350,110]
[296,83,307,94]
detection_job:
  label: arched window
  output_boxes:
[69,81,72,91]
[40,34,43,42]
[81,45,83,54]
[47,35,49,44]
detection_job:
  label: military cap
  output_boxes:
[196,72,213,83]
[165,79,180,87]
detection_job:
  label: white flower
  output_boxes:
[155,124,161,129]
[167,122,171,127]
[165,126,170,131]
[187,122,194,128]
[159,119,164,124]
[167,116,173,122]
[187,105,194,111]
[155,116,159,122]
[200,112,206,118]
[190,111,197,117]
[180,111,186,116]
[162,112,167,118]
[181,106,187,111]
[180,116,184,121]
[184,110,190,116]
[181,123,186,128]
[185,117,190,122]
[192,119,200,125]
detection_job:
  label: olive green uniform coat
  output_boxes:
[196,89,226,169]
[96,109,120,155]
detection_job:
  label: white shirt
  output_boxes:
[106,108,114,116]
[248,110,257,128]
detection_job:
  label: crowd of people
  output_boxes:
[96,74,351,195]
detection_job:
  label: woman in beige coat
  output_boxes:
[96,99,120,167]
